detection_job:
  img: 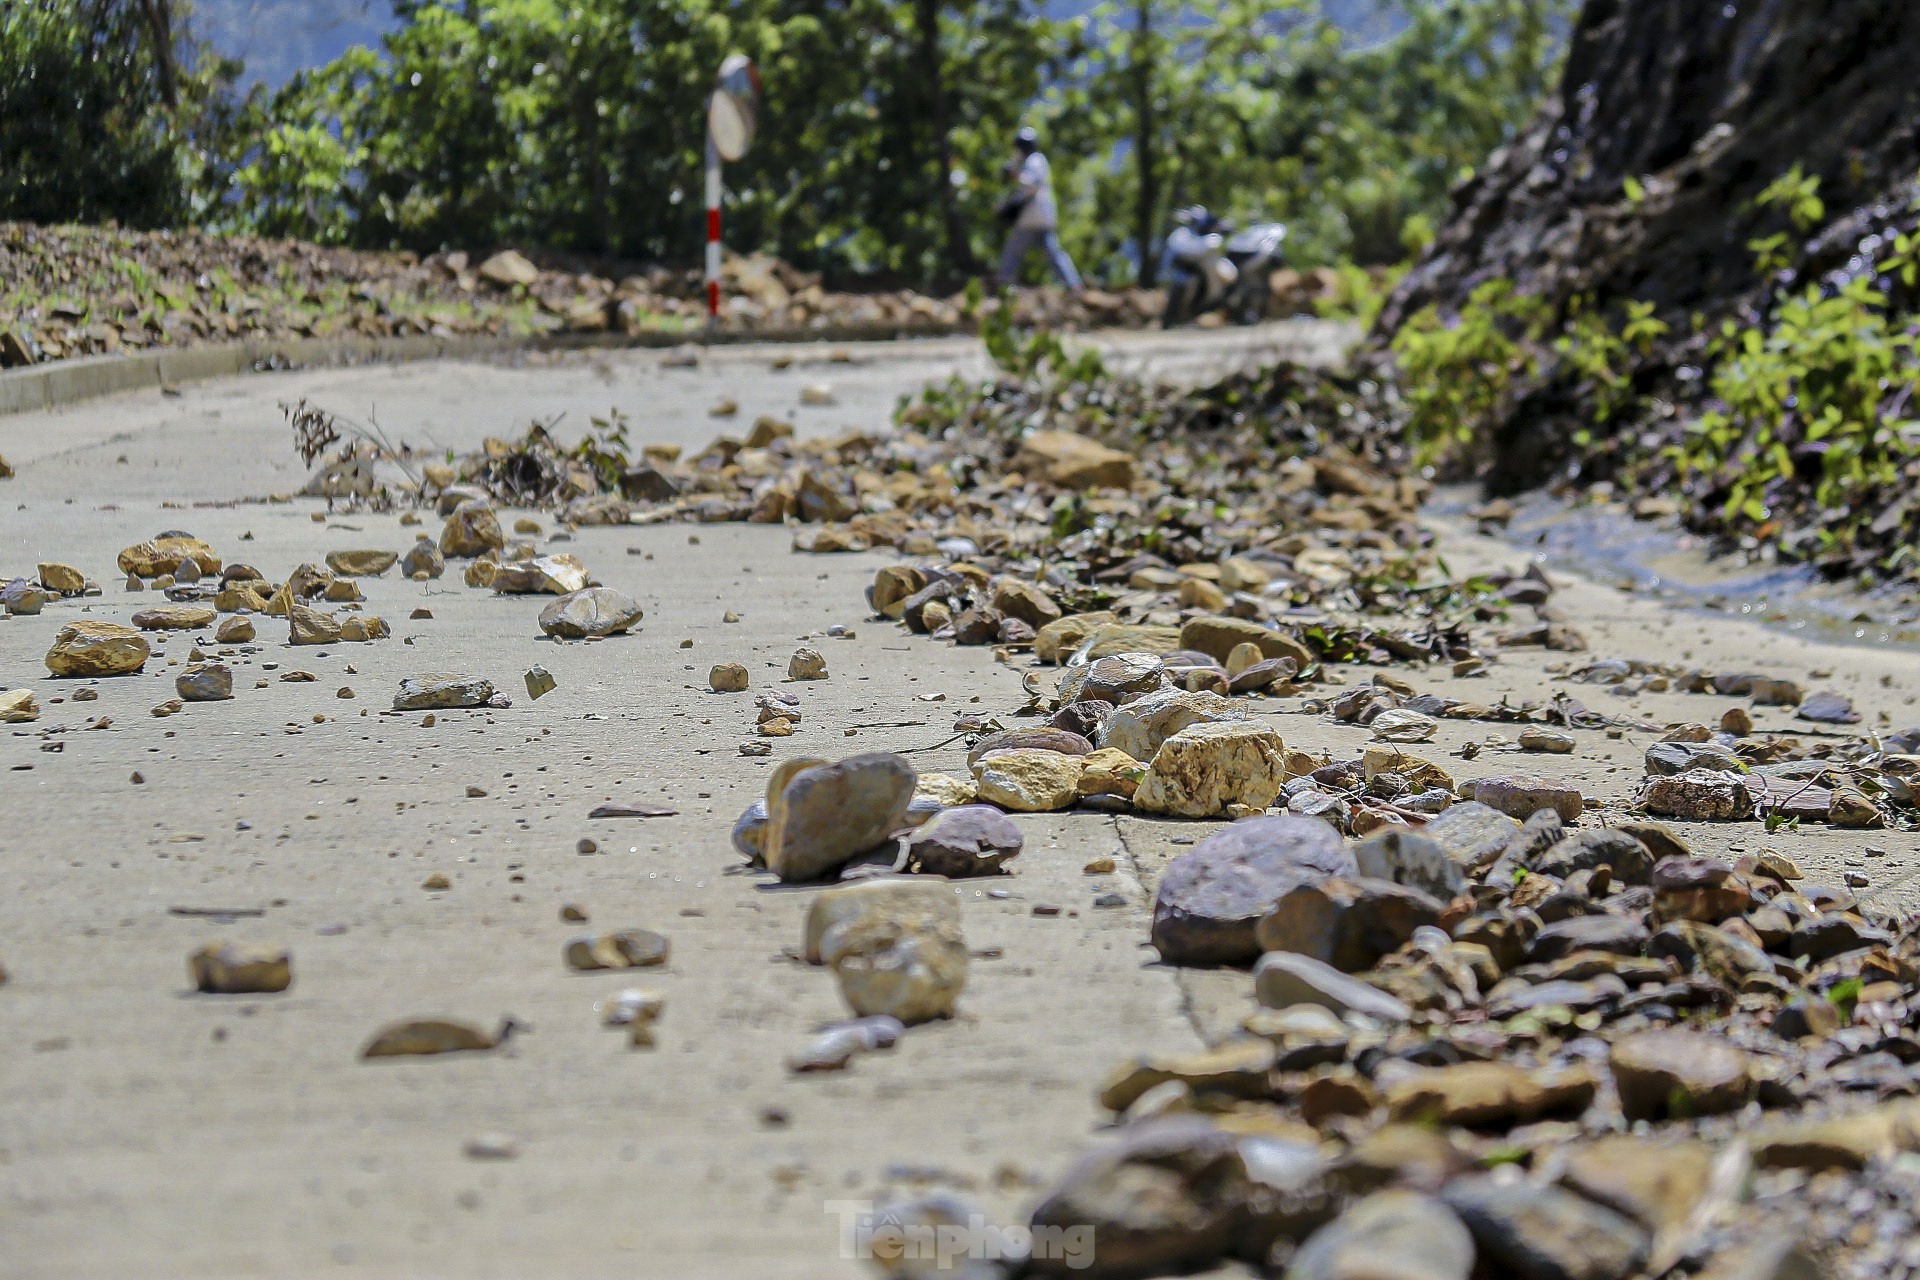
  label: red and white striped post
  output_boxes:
[705,135,723,329]
[704,55,760,333]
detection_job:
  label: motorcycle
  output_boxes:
[1159,206,1288,328]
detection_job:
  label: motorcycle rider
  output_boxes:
[995,126,1082,290]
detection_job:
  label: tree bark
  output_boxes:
[1376,0,1920,489]
[132,0,177,109]
[1133,0,1159,286]
[915,0,976,283]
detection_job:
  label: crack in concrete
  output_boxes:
[1111,811,1207,1047]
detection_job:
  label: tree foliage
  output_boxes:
[2,0,1568,286]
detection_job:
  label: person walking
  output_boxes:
[995,126,1082,290]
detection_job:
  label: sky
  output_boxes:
[193,0,1400,89]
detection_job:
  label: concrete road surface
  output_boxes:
[0,322,1916,1279]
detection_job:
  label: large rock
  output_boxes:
[965,726,1093,767]
[1255,876,1445,972]
[176,662,233,702]
[1059,652,1168,705]
[1443,1177,1649,1280]
[905,806,1023,877]
[477,249,540,287]
[1134,721,1287,817]
[538,587,644,639]
[1179,616,1313,668]
[131,605,215,631]
[764,753,917,882]
[1384,1061,1597,1127]
[972,749,1082,813]
[825,909,968,1025]
[990,577,1063,628]
[1151,816,1355,965]
[1420,802,1519,872]
[1100,688,1242,761]
[1561,1137,1721,1276]
[803,878,961,963]
[1035,611,1119,663]
[1533,829,1655,883]
[1291,1191,1475,1280]
[1013,429,1137,490]
[45,621,149,676]
[400,537,445,579]
[1609,1028,1751,1121]
[492,553,590,595]
[325,549,398,577]
[393,673,496,711]
[118,535,219,579]
[440,501,506,558]
[1352,829,1467,900]
[1255,951,1412,1023]
[288,604,343,645]
[1461,775,1584,822]
[1025,1118,1250,1278]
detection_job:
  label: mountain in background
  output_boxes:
[196,0,1398,89]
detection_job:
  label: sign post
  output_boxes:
[704,54,761,330]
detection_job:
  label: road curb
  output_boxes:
[0,321,976,419]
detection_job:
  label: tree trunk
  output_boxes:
[1133,0,1159,286]
[915,0,976,284]
[133,0,177,109]
[1377,0,1920,490]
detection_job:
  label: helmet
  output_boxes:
[1014,126,1039,152]
[1173,204,1211,228]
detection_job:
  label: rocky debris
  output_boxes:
[538,587,643,639]
[756,753,916,882]
[491,553,590,595]
[810,883,968,1024]
[131,605,215,631]
[1290,1190,1474,1280]
[1351,828,1467,901]
[786,1015,905,1073]
[1256,876,1444,972]
[788,647,828,680]
[0,689,37,723]
[1134,722,1287,818]
[1609,1028,1751,1121]
[189,943,291,994]
[361,1018,514,1058]
[118,535,219,579]
[1025,1118,1250,1278]
[288,604,344,645]
[1100,688,1241,760]
[1443,1176,1648,1280]
[325,549,398,576]
[563,929,670,971]
[1255,950,1413,1022]
[904,806,1023,876]
[393,674,496,711]
[709,662,750,692]
[441,502,505,558]
[972,748,1082,813]
[1461,774,1584,822]
[1152,817,1357,965]
[45,621,149,677]
[1012,429,1137,490]
[400,537,445,579]
[176,663,233,702]
[37,562,86,594]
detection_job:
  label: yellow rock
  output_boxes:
[45,621,150,677]
[325,549,399,577]
[189,943,292,994]
[972,748,1082,812]
[118,536,220,579]
[0,689,38,722]
[37,562,86,594]
[289,605,343,645]
[1077,747,1145,799]
[1012,429,1136,490]
[131,605,216,631]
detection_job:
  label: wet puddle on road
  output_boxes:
[1428,485,1920,652]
